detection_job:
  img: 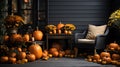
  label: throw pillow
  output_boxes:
[85,24,107,39]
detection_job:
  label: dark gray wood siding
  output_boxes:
[48,0,111,25]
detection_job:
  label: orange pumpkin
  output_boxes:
[17,52,26,60]
[23,33,30,42]
[28,43,42,59]
[43,50,48,55]
[3,34,9,42]
[26,54,36,62]
[10,33,22,43]
[112,54,120,60]
[49,48,58,54]
[57,22,64,30]
[100,52,110,58]
[59,51,65,56]
[0,56,8,63]
[93,49,100,60]
[42,52,48,57]
[102,57,112,64]
[93,54,100,60]
[8,57,16,64]
[109,42,119,50]
[52,51,59,57]
[33,27,43,41]
[52,42,62,51]
[9,52,17,57]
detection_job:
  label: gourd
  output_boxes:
[28,43,42,59]
[33,27,43,41]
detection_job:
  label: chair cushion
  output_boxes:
[77,39,95,44]
[85,24,107,39]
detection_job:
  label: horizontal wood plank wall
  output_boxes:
[48,0,110,26]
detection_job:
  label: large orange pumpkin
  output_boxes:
[57,22,64,30]
[33,27,43,41]
[28,43,42,59]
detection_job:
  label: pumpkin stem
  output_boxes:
[114,41,116,43]
[104,49,108,52]
[59,21,62,24]
[94,49,97,54]
[36,26,39,30]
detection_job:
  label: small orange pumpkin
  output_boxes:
[23,32,30,42]
[28,43,43,59]
[33,27,43,41]
[57,22,64,30]
[52,42,62,51]
[52,51,59,57]
[112,54,120,60]
[10,33,22,43]
[100,52,110,58]
[3,34,9,42]
[93,49,100,60]
[26,54,36,62]
[9,52,17,57]
[8,57,16,64]
[17,52,26,60]
[49,48,58,54]
[0,56,8,63]
[109,42,119,50]
[102,57,112,64]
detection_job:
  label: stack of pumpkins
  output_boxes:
[86,42,120,65]
[0,43,43,64]
[41,42,77,60]
[3,27,43,46]
[0,27,44,64]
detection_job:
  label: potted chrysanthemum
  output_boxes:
[62,24,76,34]
[4,15,24,34]
[107,8,120,43]
[108,8,120,29]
